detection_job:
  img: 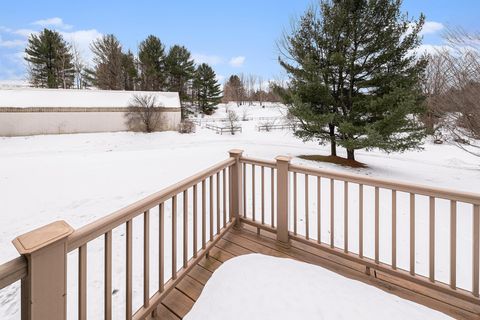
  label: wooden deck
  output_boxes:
[154,224,479,320]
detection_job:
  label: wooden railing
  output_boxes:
[1,149,479,319]
[0,150,243,320]
[240,154,480,308]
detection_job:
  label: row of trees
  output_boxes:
[223,74,283,105]
[24,30,222,116]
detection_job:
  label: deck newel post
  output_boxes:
[229,149,244,228]
[12,221,74,320]
[276,156,291,246]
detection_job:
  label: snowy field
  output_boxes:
[0,102,479,319]
[185,254,451,320]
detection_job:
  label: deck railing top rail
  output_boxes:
[67,157,235,251]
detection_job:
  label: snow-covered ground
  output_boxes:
[0,103,479,319]
[185,254,451,320]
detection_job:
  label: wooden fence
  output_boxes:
[0,149,479,319]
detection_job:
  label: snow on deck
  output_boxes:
[0,88,181,109]
[184,254,452,320]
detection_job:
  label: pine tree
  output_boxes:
[279,0,427,160]
[193,63,222,115]
[138,35,166,91]
[25,28,74,88]
[165,45,195,118]
[122,50,138,91]
[91,34,124,90]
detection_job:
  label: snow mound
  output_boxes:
[185,254,451,320]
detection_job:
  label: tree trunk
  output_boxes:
[347,149,355,161]
[329,123,337,156]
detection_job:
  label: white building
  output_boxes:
[0,89,181,136]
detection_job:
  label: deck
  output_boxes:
[155,224,478,320]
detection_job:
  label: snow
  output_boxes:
[0,88,180,108]
[0,102,478,319]
[184,254,452,320]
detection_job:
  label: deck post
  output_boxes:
[229,149,244,228]
[12,221,74,320]
[276,156,291,246]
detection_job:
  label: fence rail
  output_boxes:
[205,124,242,135]
[1,150,479,319]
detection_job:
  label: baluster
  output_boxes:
[344,181,348,253]
[159,203,164,292]
[392,190,396,269]
[209,176,214,241]
[450,200,457,289]
[193,185,198,258]
[104,231,112,320]
[305,174,309,240]
[410,193,415,275]
[359,184,364,258]
[79,244,87,320]
[330,179,334,248]
[317,176,321,244]
[429,197,435,282]
[375,187,379,264]
[262,166,265,225]
[215,173,220,234]
[243,163,246,218]
[202,180,206,249]
[294,172,297,235]
[271,168,275,228]
[183,191,188,268]
[473,204,479,297]
[172,196,177,280]
[126,219,132,320]
[143,210,150,307]
[252,164,256,221]
[223,168,227,228]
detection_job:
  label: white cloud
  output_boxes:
[0,36,26,48]
[14,29,37,38]
[32,17,72,30]
[60,29,103,65]
[421,21,444,35]
[193,53,224,66]
[229,56,245,67]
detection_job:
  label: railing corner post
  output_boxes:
[276,156,291,246]
[12,220,74,320]
[229,149,244,228]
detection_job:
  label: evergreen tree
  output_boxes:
[25,28,74,88]
[91,34,124,90]
[193,63,222,115]
[122,50,138,91]
[165,45,195,118]
[223,75,245,106]
[279,0,427,160]
[138,35,166,91]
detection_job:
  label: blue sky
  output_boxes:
[0,0,479,82]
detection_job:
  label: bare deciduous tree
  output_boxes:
[125,94,164,133]
[425,27,480,157]
[226,108,240,135]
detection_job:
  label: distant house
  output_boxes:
[0,89,181,136]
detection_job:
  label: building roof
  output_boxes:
[0,88,181,109]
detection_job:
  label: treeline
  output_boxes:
[24,29,222,116]
[222,74,284,105]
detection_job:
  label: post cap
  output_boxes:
[12,220,74,255]
[229,149,244,157]
[275,155,292,162]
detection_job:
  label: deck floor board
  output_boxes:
[150,226,479,320]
